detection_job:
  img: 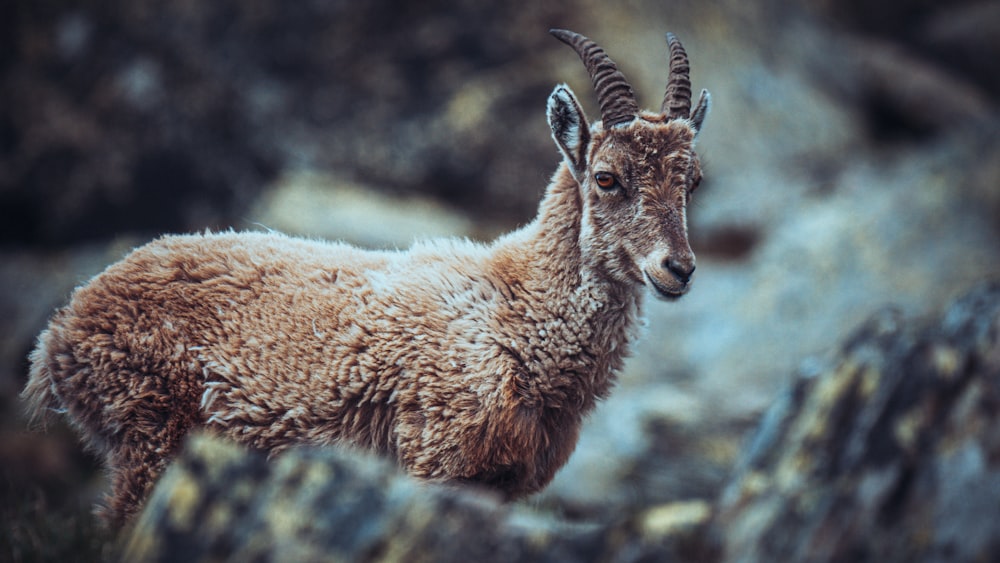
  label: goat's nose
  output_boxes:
[664,257,695,283]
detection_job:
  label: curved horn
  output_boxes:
[550,29,638,129]
[662,33,693,120]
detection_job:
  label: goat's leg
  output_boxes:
[97,427,181,527]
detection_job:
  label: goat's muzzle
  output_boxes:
[644,253,696,300]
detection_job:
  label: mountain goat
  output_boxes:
[23,29,711,527]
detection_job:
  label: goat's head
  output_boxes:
[548,29,710,300]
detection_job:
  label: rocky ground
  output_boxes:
[2,0,998,560]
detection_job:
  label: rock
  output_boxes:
[125,283,1000,562]
[793,0,998,140]
[919,2,1000,98]
[846,38,993,139]
[714,282,1000,562]
[244,171,483,249]
[0,0,573,247]
[123,434,714,562]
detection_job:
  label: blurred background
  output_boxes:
[2,0,998,559]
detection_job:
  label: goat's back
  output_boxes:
[23,232,390,449]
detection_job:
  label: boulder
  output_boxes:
[715,281,1000,561]
[123,435,714,562]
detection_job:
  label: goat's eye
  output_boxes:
[594,172,617,190]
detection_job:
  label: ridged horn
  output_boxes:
[662,33,693,120]
[550,29,638,129]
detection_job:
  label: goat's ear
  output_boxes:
[690,89,711,137]
[547,85,591,178]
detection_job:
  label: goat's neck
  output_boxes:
[491,164,644,405]
[523,163,641,302]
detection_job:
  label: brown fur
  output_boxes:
[22,35,708,527]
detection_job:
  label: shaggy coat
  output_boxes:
[23,29,710,527]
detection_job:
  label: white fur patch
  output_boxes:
[200,381,228,411]
[548,85,582,148]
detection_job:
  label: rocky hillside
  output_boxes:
[2,0,998,560]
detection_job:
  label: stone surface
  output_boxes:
[715,282,1000,562]
[0,0,573,247]
[123,434,714,562]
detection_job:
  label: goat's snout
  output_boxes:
[644,251,695,300]
[663,257,695,284]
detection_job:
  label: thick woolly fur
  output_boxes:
[23,67,706,527]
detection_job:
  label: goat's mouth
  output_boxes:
[644,271,689,301]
